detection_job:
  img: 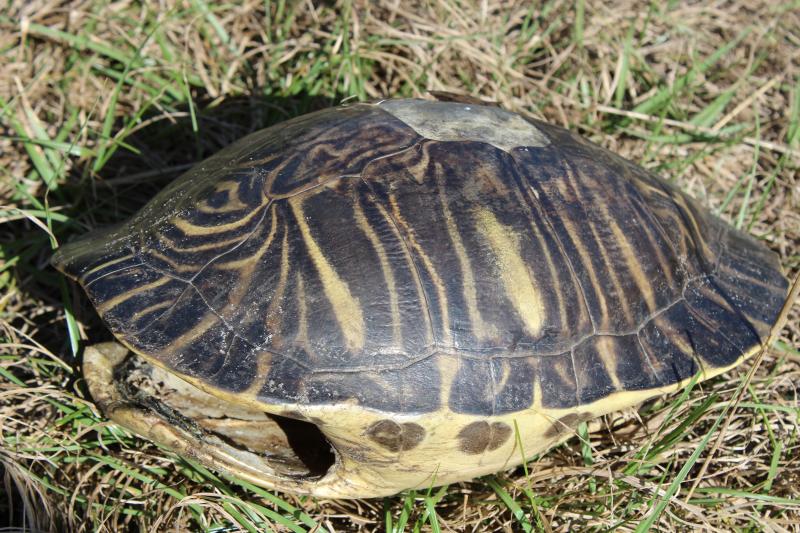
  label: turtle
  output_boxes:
[52,97,790,499]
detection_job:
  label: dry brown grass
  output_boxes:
[1,1,799,531]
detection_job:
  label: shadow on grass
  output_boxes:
[2,91,349,532]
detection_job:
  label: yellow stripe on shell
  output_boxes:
[388,192,453,345]
[263,227,291,344]
[172,201,266,236]
[128,299,176,325]
[96,275,173,314]
[475,208,545,337]
[595,336,623,391]
[353,197,402,347]
[370,198,434,346]
[214,204,278,270]
[604,206,659,312]
[437,170,495,340]
[79,252,136,283]
[197,181,249,214]
[564,165,635,327]
[289,197,366,353]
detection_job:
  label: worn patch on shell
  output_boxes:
[457,421,513,455]
[365,420,425,452]
[378,99,549,152]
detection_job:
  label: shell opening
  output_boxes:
[87,344,337,483]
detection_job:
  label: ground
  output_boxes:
[1,1,799,531]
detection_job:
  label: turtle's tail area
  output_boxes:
[51,224,137,285]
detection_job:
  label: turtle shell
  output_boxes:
[53,98,791,498]
[54,99,788,417]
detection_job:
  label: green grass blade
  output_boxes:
[393,490,416,533]
[690,86,737,128]
[191,0,235,53]
[787,76,800,147]
[573,0,584,48]
[735,112,759,230]
[633,27,751,117]
[0,96,56,187]
[614,23,636,108]
[487,478,532,533]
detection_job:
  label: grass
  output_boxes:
[1,0,799,531]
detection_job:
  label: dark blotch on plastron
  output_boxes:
[544,412,594,438]
[365,420,425,452]
[488,422,513,450]
[457,421,512,455]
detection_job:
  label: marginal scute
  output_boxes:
[457,421,512,455]
[365,420,425,452]
[537,352,578,409]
